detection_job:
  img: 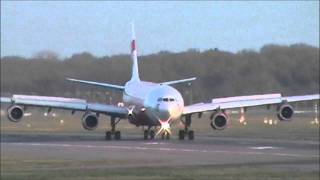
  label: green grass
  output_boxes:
[1,162,319,180]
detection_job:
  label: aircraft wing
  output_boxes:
[183,94,320,115]
[1,95,128,118]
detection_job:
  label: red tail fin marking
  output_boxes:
[131,40,136,52]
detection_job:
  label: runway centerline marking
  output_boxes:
[3,142,318,158]
[249,146,279,150]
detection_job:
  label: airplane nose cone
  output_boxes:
[157,103,181,120]
[157,104,170,120]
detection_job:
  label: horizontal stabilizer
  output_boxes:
[160,77,197,86]
[67,78,125,91]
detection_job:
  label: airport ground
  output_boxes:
[1,108,319,180]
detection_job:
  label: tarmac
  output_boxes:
[1,133,319,171]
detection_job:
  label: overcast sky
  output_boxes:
[1,1,319,58]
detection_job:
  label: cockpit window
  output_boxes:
[158,97,175,102]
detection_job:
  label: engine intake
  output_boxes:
[7,105,24,122]
[210,111,229,130]
[277,104,294,121]
[82,113,98,130]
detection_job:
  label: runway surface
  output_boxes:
[1,133,319,171]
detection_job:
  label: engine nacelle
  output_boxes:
[82,113,98,130]
[7,105,24,122]
[277,104,294,121]
[210,111,229,130]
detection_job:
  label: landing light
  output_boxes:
[310,118,319,126]
[156,119,172,137]
[263,118,268,124]
[60,119,64,125]
[264,118,277,126]
[239,108,246,125]
[117,102,124,107]
[24,113,32,117]
[313,103,319,126]
[44,112,48,117]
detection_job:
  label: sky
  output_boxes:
[1,1,319,58]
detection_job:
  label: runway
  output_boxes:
[1,133,319,171]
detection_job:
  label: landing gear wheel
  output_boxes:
[144,130,148,140]
[188,130,194,140]
[179,115,194,141]
[105,117,121,140]
[179,130,185,140]
[165,133,170,140]
[105,131,112,140]
[150,130,155,140]
[114,131,121,140]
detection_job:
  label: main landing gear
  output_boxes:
[105,117,121,140]
[179,114,194,140]
[143,127,155,140]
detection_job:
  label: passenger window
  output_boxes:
[163,98,169,102]
[169,98,174,102]
[157,98,162,102]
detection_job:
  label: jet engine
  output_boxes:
[82,112,98,130]
[210,111,229,130]
[7,105,24,122]
[277,103,294,121]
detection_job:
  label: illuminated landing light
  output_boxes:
[52,113,56,117]
[156,119,172,137]
[239,116,245,123]
[44,112,48,117]
[24,113,32,117]
[60,119,64,125]
[314,103,319,126]
[239,108,247,125]
[273,120,278,125]
[310,118,319,126]
[264,117,268,124]
[117,102,124,107]
[127,106,134,116]
[268,119,273,125]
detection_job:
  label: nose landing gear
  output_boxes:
[155,119,172,139]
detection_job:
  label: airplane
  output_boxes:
[1,24,319,141]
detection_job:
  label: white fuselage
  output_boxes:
[123,80,184,126]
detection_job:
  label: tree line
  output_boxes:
[1,44,319,104]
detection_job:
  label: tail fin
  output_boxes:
[130,23,140,82]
